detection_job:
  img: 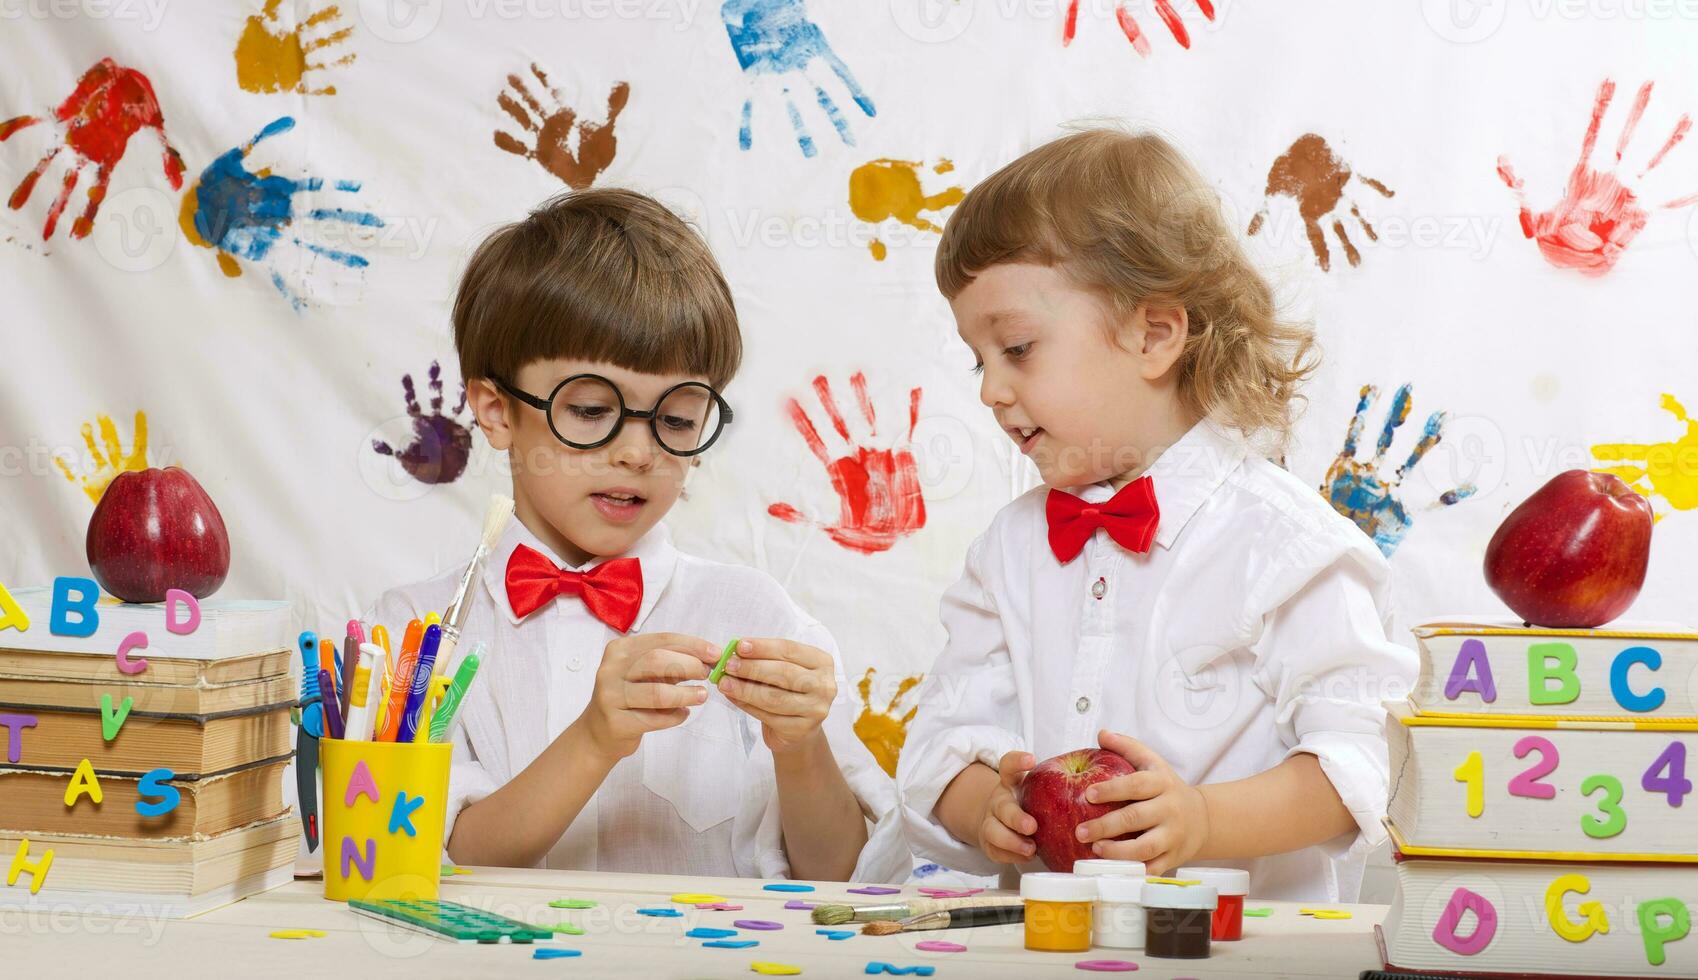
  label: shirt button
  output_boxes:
[568,656,583,671]
[1091,578,1107,599]
[1076,696,1091,714]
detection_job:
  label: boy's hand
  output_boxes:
[580,632,721,760]
[978,750,1037,865]
[1074,730,1210,876]
[716,638,837,755]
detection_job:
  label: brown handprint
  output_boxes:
[234,0,356,96]
[853,667,923,777]
[1,58,186,241]
[1063,0,1215,56]
[1247,134,1394,272]
[494,64,629,190]
[1498,79,1698,277]
[767,372,926,555]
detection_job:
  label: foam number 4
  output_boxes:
[1581,774,1628,839]
[1642,741,1692,808]
[1508,736,1559,800]
[1454,750,1485,818]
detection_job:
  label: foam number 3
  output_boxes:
[1454,750,1485,818]
[1508,736,1559,800]
[1642,741,1692,808]
[1581,774,1628,839]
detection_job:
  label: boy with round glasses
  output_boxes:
[368,188,908,883]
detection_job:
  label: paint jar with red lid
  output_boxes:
[1177,866,1250,941]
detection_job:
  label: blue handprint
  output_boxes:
[1319,383,1477,557]
[178,116,383,311]
[722,0,875,158]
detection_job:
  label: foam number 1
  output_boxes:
[1454,751,1485,818]
[1508,736,1559,800]
[1642,741,1692,808]
[1581,774,1628,839]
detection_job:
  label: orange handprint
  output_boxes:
[1592,393,1698,516]
[494,64,629,191]
[848,158,964,261]
[1498,79,1698,277]
[768,373,926,555]
[1064,0,1215,55]
[1247,134,1394,273]
[54,411,149,505]
[234,0,356,96]
[853,667,923,777]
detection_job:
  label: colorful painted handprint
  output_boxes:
[1498,79,1698,277]
[494,64,629,190]
[54,411,149,505]
[234,0,357,96]
[371,362,475,487]
[1063,0,1216,55]
[768,372,926,555]
[722,0,875,157]
[854,667,923,777]
[0,58,185,241]
[1247,134,1394,273]
[178,116,382,311]
[1320,383,1475,557]
[848,158,964,261]
[1592,393,1698,516]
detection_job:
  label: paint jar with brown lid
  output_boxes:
[1142,881,1218,959]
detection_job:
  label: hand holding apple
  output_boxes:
[86,466,231,603]
[1483,470,1652,628]
[1016,744,1139,872]
[1072,730,1209,876]
[976,750,1038,866]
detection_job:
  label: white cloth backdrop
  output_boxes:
[4,2,1698,894]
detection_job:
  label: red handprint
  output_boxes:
[0,58,186,241]
[1497,79,1698,277]
[768,373,926,556]
[1064,0,1215,56]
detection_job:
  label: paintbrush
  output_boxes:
[861,904,1025,935]
[812,895,1020,926]
[436,493,514,674]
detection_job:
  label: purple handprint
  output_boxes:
[372,362,474,486]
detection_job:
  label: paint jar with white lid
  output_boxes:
[1090,874,1145,949]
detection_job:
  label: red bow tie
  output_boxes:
[505,544,644,633]
[1046,476,1161,563]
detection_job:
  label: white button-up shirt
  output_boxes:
[896,419,1416,902]
[368,518,910,883]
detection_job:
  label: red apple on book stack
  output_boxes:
[86,466,231,603]
[1483,470,1652,629]
[1017,747,1138,872]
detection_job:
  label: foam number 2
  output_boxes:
[1581,774,1627,839]
[1508,736,1559,800]
[1642,741,1692,808]
[1454,751,1485,818]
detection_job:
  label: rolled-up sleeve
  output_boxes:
[1247,525,1418,861]
[896,533,1027,877]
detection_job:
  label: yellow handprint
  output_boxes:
[853,667,923,777]
[55,411,149,505]
[234,0,356,97]
[1592,393,1698,517]
[849,158,964,262]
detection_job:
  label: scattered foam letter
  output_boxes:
[64,758,103,808]
[100,693,134,741]
[1640,897,1691,967]
[7,838,53,895]
[165,589,201,636]
[344,759,380,807]
[1433,887,1498,956]
[389,792,424,837]
[341,837,375,881]
[1444,639,1497,702]
[1610,646,1665,713]
[50,577,99,637]
[1546,874,1609,944]
[115,630,149,675]
[136,768,180,817]
[1528,642,1580,706]
[0,713,37,764]
[0,579,29,634]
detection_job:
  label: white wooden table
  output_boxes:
[5,866,1388,978]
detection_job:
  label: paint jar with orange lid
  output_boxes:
[1020,872,1096,952]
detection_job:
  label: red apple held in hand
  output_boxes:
[1483,470,1652,629]
[86,467,231,603]
[1016,747,1138,872]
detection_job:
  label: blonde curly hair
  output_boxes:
[936,127,1318,457]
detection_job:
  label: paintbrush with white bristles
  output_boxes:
[435,493,514,674]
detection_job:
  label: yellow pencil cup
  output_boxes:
[319,738,452,903]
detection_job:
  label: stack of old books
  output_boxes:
[0,586,298,917]
[1379,619,1698,977]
